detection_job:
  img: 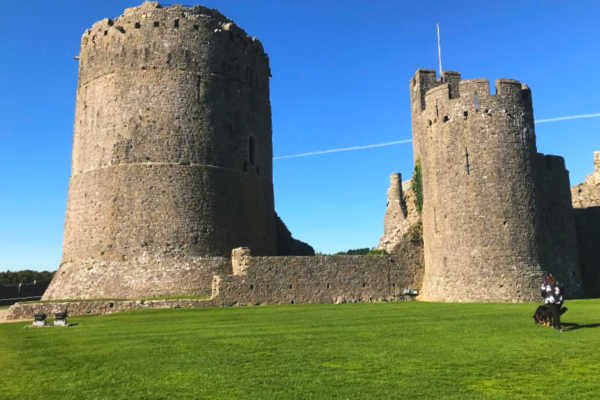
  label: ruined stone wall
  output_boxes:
[572,151,600,208]
[46,2,279,300]
[534,154,583,296]
[409,70,545,302]
[10,253,424,319]
[214,254,424,306]
[571,152,600,297]
[377,174,420,252]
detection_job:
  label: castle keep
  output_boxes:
[44,2,312,300]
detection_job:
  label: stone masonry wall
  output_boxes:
[10,253,424,319]
[410,70,546,302]
[534,154,583,296]
[571,151,600,208]
[377,174,420,252]
[216,255,424,306]
[46,2,285,300]
[571,152,600,297]
[44,256,230,300]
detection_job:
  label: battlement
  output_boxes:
[82,2,262,52]
[76,1,270,92]
[423,78,529,109]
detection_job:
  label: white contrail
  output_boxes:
[273,139,413,160]
[273,113,600,160]
[535,113,600,124]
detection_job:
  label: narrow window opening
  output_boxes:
[288,284,293,289]
[248,136,255,165]
[326,283,330,289]
[174,19,179,28]
[465,147,470,175]
[435,100,439,117]
[107,19,114,26]
[443,115,449,123]
[474,93,480,111]
[153,21,160,28]
[428,120,432,126]
[134,22,141,29]
[103,30,108,36]
[250,284,254,290]
[193,24,199,30]
[362,282,367,288]
[463,111,468,119]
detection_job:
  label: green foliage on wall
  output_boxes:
[412,160,423,214]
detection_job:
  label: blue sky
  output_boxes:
[1,1,598,270]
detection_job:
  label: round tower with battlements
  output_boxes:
[410,69,547,302]
[44,2,279,300]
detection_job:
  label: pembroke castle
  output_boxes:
[9,2,598,318]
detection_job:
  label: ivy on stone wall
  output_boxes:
[412,160,423,214]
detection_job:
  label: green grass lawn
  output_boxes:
[1,300,599,400]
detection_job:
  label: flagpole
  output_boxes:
[436,24,443,80]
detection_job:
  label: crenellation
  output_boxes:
[408,69,583,301]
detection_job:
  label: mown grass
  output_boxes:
[1,300,599,399]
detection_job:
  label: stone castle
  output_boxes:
[378,70,598,302]
[38,2,598,308]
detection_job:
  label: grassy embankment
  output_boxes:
[1,300,599,399]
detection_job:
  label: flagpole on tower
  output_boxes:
[436,24,443,80]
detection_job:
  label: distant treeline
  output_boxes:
[0,269,55,285]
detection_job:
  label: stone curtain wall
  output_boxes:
[534,154,583,297]
[10,253,424,319]
[216,255,424,306]
[409,70,546,302]
[574,207,600,298]
[571,152,600,297]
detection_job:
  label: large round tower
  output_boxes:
[410,70,546,302]
[44,2,278,300]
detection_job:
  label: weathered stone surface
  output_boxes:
[377,174,420,252]
[46,2,312,300]
[408,70,583,301]
[10,252,424,319]
[44,256,230,300]
[216,254,423,306]
[571,152,600,297]
[572,152,600,208]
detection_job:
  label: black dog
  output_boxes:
[533,304,567,326]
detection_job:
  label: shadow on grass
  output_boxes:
[561,322,600,331]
